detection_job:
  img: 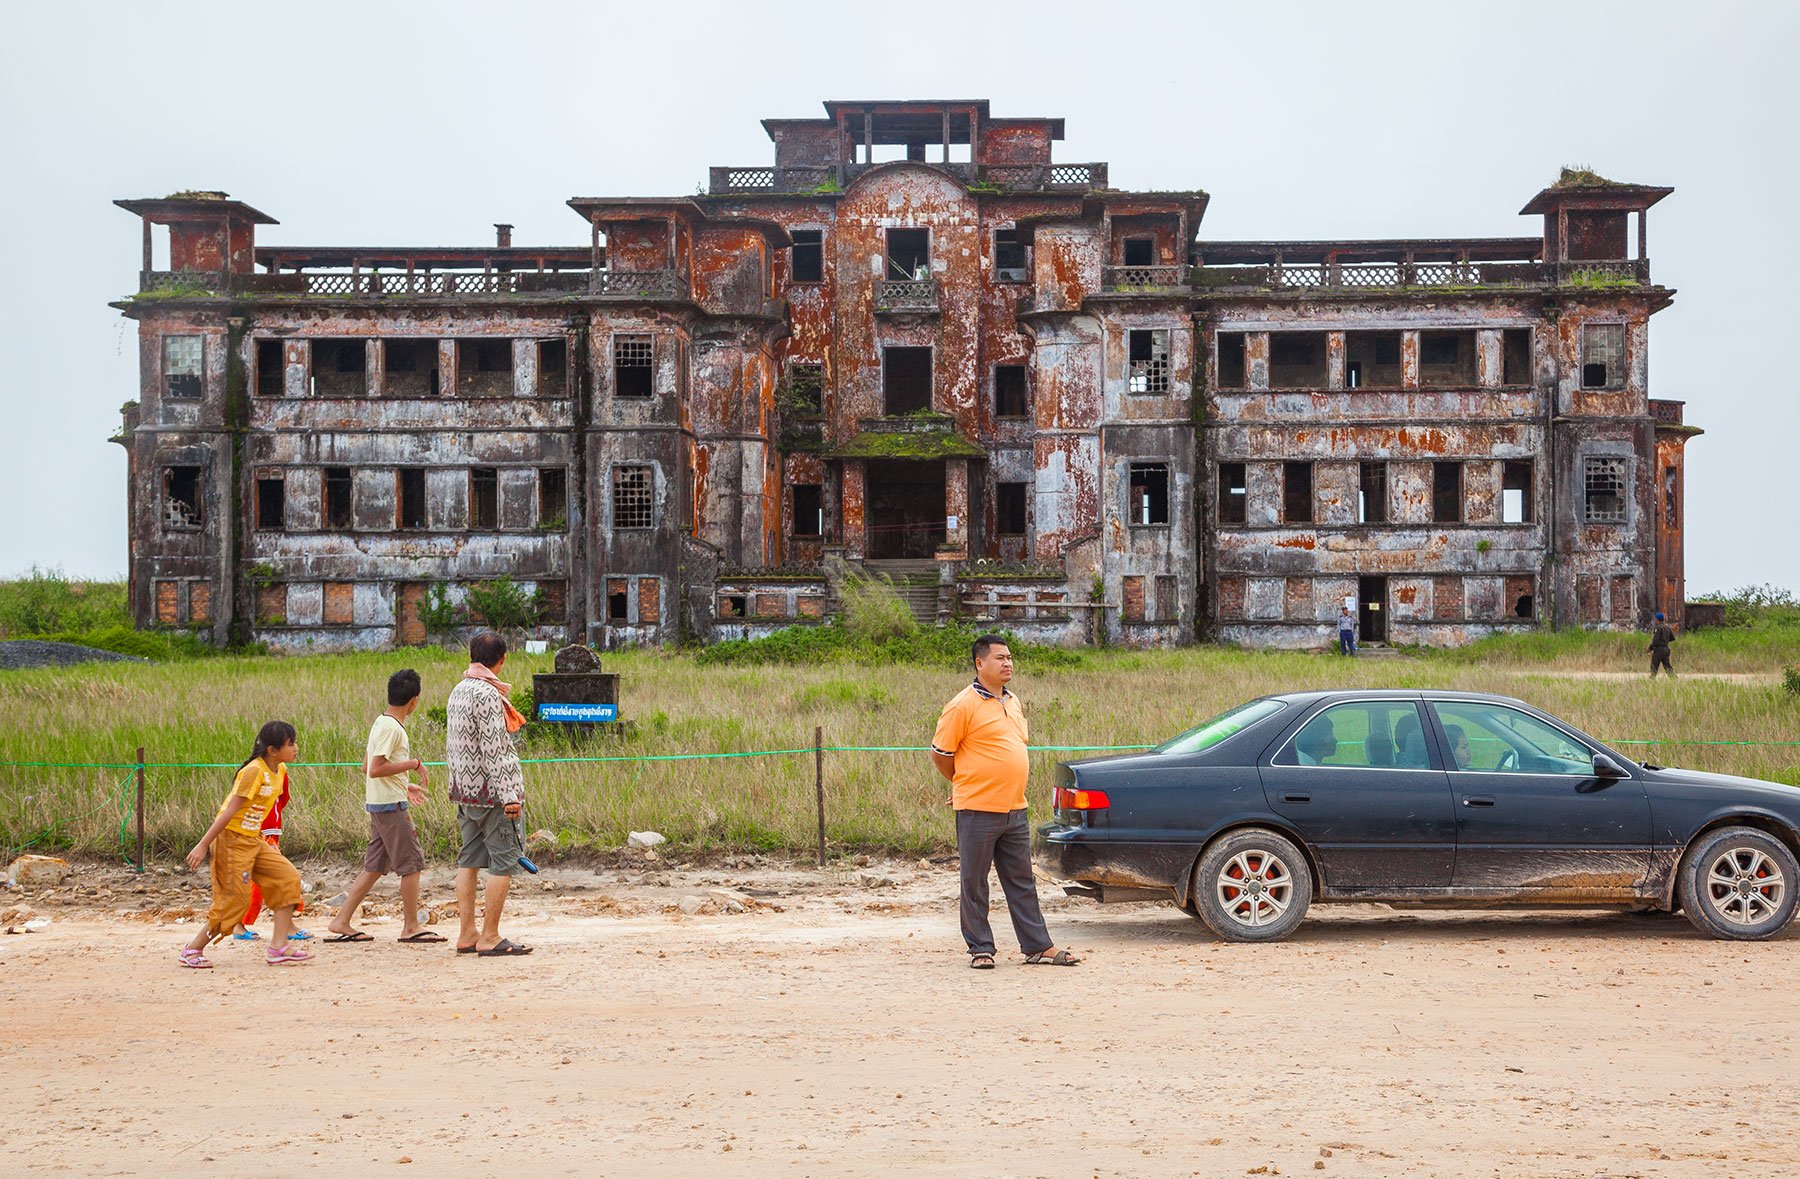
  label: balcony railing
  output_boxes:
[1190,258,1650,292]
[874,278,938,313]
[707,161,1108,194]
[1103,265,1190,292]
[590,269,686,298]
[235,271,592,297]
[138,269,229,293]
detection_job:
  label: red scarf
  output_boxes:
[464,663,527,733]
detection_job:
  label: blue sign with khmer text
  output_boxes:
[537,702,617,723]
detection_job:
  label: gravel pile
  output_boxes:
[0,640,146,670]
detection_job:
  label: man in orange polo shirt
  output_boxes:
[930,634,1080,970]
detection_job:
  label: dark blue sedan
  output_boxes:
[1037,690,1798,942]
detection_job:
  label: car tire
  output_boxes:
[1190,828,1313,943]
[1676,826,1798,941]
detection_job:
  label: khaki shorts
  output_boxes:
[364,807,425,877]
[456,804,522,876]
[206,830,301,938]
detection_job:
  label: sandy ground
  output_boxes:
[3,854,1797,1178]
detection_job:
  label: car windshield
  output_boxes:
[1157,699,1288,756]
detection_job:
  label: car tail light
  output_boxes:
[1056,786,1110,811]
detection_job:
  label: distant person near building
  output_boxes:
[930,634,1079,970]
[1649,612,1677,678]
[1338,607,1357,657]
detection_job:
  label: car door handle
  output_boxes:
[1462,795,1496,808]
[1281,792,1312,804]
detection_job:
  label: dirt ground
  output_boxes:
[3,854,1796,1178]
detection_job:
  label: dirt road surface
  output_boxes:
[4,856,1796,1177]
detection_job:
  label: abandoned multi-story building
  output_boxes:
[113,99,1696,651]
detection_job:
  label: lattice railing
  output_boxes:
[1336,263,1404,287]
[591,270,686,298]
[139,270,227,293]
[1103,265,1188,291]
[1192,259,1565,291]
[874,278,938,312]
[1048,163,1102,187]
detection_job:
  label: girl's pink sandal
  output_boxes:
[178,948,213,969]
[265,944,312,966]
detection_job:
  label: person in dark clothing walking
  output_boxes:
[1649,612,1676,678]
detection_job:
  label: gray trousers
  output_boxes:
[957,808,1052,957]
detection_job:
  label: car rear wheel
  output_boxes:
[1190,828,1312,943]
[1676,826,1798,941]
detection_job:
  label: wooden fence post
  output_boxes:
[814,726,826,867]
[134,745,146,871]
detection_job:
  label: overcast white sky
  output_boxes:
[2,0,1794,593]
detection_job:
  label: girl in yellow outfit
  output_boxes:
[179,722,311,968]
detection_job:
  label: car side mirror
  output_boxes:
[1591,753,1628,778]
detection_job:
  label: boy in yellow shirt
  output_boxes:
[179,721,310,968]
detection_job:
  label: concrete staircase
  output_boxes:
[863,560,942,625]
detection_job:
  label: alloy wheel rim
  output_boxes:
[1216,849,1293,927]
[1705,846,1786,926]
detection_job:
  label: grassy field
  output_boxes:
[3,620,1797,863]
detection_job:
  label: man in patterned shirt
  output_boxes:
[447,631,533,956]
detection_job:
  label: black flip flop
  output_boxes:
[398,931,447,944]
[324,931,374,943]
[477,938,534,957]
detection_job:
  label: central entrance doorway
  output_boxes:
[1358,575,1388,644]
[866,460,945,559]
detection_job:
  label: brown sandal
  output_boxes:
[1023,949,1081,966]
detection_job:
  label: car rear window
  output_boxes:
[1156,699,1288,756]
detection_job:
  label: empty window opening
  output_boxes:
[993,229,1027,282]
[1345,331,1401,388]
[538,339,567,397]
[790,229,823,283]
[470,467,498,529]
[613,334,654,398]
[1283,461,1314,524]
[256,339,284,397]
[163,336,203,399]
[882,346,933,415]
[1359,461,1388,524]
[1501,328,1532,386]
[383,340,440,397]
[786,363,824,416]
[1215,332,1246,390]
[1268,332,1327,388]
[606,577,630,624]
[613,466,653,530]
[1663,466,1678,526]
[793,484,823,536]
[1502,460,1534,524]
[1127,329,1170,394]
[162,466,202,530]
[397,469,427,530]
[1582,324,1625,389]
[1584,456,1627,522]
[1122,237,1155,267]
[885,228,930,280]
[996,482,1027,536]
[457,339,513,397]
[994,365,1029,418]
[323,467,353,530]
[1218,463,1247,524]
[311,339,367,397]
[1432,461,1463,523]
[1129,463,1170,526]
[1419,330,1478,386]
[255,476,285,530]
[539,468,567,527]
[718,593,747,619]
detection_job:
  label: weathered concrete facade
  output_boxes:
[114,103,1694,650]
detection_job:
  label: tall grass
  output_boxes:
[3,634,1797,862]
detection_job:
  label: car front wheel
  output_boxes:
[1676,826,1798,941]
[1190,828,1313,943]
